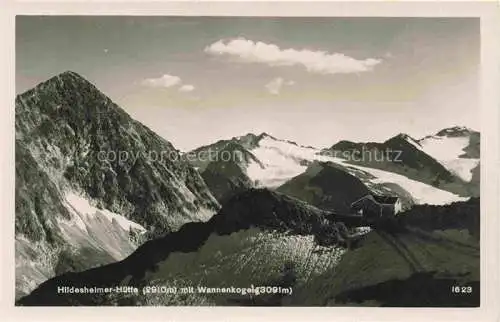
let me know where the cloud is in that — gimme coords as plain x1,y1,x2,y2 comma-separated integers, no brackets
265,77,294,95
141,74,182,88
205,38,382,75
265,77,284,95
179,84,195,92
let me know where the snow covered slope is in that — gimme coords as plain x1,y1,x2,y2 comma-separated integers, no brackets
247,135,319,187
16,191,146,299
330,160,468,205
419,127,480,182
242,134,466,205
65,192,146,233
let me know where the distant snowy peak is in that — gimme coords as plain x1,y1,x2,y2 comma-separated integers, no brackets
241,133,467,205
193,126,476,206
232,131,313,150
227,132,268,150
435,126,476,138
246,134,321,187
418,128,480,182
189,132,319,191
328,133,423,153
324,128,479,185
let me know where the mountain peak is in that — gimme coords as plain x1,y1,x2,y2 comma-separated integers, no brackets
232,132,277,149
47,70,90,86
436,126,474,137
394,133,410,140
387,133,421,147
18,70,100,103
59,70,84,79
257,132,274,139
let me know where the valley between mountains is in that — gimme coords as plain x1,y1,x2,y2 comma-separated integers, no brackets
15,72,480,306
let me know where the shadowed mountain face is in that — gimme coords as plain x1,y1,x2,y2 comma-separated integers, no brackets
15,71,219,298
322,130,479,197
460,131,480,159
200,161,252,204
18,193,479,307
15,138,143,299
190,141,262,203
16,141,71,244
325,134,455,184
276,161,419,215
277,161,371,213
16,71,219,234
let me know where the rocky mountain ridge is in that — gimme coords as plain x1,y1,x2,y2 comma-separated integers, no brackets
15,71,219,297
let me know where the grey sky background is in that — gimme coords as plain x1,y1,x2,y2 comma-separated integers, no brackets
16,16,479,151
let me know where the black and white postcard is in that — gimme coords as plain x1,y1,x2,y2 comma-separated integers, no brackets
2,1,500,321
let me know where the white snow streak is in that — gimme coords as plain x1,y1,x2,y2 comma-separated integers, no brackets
65,192,146,232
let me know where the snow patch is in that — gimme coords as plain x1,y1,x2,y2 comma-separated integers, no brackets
419,136,479,181
330,159,468,205
65,192,146,232
247,136,320,187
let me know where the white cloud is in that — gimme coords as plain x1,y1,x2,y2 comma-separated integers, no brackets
265,77,295,95
141,74,182,88
179,84,195,92
265,77,284,95
205,38,382,75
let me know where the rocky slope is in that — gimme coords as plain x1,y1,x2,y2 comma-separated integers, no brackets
296,198,480,306
18,193,479,307
17,188,350,305
15,71,219,297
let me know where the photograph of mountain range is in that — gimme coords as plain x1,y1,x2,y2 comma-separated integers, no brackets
15,16,480,306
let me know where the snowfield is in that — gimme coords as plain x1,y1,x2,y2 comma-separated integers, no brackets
55,192,147,260
419,136,479,182
65,192,146,233
16,192,147,298
330,159,469,205
247,136,323,187
245,135,467,205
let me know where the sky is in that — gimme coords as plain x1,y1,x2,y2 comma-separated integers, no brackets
16,16,480,151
